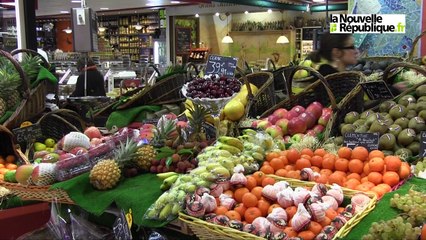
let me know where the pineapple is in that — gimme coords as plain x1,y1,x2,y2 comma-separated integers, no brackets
136,144,156,171
21,54,42,84
0,98,6,117
0,56,22,109
152,116,177,146
90,138,138,190
187,103,211,142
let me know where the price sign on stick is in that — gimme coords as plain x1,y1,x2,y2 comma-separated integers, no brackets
360,80,394,100
343,132,380,152
12,124,43,144
419,131,426,157
205,54,238,77
113,209,132,240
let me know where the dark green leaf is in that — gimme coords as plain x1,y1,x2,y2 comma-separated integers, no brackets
166,156,173,166
177,149,193,155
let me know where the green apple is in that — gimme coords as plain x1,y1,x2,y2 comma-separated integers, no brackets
34,158,42,164
34,142,47,151
301,60,312,67
46,147,54,153
44,138,56,148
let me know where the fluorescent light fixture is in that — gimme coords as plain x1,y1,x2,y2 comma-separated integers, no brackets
195,13,199,17
222,34,233,43
60,10,69,14
267,9,272,14
0,2,15,6
146,3,156,6
215,12,220,16
276,35,289,44
98,26,106,32
134,23,143,30
170,1,181,3
244,11,249,14
63,27,72,34
313,0,325,2
306,4,310,12
71,0,81,2
100,7,109,10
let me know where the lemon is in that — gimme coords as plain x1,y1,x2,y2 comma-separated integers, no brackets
241,83,259,95
223,99,245,121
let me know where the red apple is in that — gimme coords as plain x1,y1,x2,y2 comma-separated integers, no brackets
140,130,154,140
265,125,283,138
165,113,177,120
141,123,156,130
299,112,316,129
322,107,333,115
306,130,317,136
267,115,280,125
257,120,272,130
273,108,288,119
276,118,289,135
288,116,307,135
291,105,305,115
312,124,325,134
251,120,259,128
69,147,89,156
84,126,102,139
287,110,300,120
59,153,76,161
283,135,291,143
306,102,323,120
90,138,102,146
318,111,333,126
177,121,188,129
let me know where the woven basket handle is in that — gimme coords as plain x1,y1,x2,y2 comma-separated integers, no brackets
144,63,161,86
407,30,426,62
235,66,254,100
383,62,426,83
0,49,30,99
10,48,51,69
267,59,276,71
288,65,337,110
185,62,200,80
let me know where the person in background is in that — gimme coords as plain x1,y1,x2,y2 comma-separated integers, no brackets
70,56,106,97
308,31,359,76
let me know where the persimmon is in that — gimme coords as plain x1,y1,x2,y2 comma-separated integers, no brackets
337,146,352,159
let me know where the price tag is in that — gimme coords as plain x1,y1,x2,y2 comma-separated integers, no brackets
343,132,380,152
205,54,238,77
419,131,426,157
12,124,43,144
360,80,394,100
113,209,132,240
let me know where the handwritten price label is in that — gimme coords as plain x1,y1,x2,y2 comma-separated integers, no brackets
12,124,43,144
205,54,238,77
113,209,132,240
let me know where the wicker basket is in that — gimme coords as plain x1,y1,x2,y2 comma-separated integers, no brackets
36,109,86,141
10,48,51,70
0,181,74,205
271,65,295,94
179,177,377,240
0,124,28,165
0,50,47,130
407,30,426,64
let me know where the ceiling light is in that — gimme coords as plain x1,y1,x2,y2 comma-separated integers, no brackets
63,27,72,34
100,7,109,10
313,0,325,2
60,11,69,14
98,26,106,32
276,35,289,44
244,11,249,14
267,9,272,14
71,0,81,2
215,12,220,16
170,1,181,3
222,34,233,43
195,13,199,17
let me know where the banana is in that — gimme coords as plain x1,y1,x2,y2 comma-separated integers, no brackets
206,162,223,171
216,142,241,154
251,152,265,161
211,166,231,179
252,145,265,154
203,146,217,152
171,203,182,215
218,136,244,151
218,158,235,170
239,134,256,143
160,175,179,191
242,129,257,136
159,204,173,220
156,172,178,180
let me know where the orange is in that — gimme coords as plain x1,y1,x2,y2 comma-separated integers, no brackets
275,169,288,177
338,146,352,159
257,199,271,216
344,178,361,189
310,155,323,168
244,207,262,224
320,169,333,176
351,146,369,161
286,170,301,180
335,158,349,172
234,203,247,217
270,158,285,171
368,172,383,185
314,148,327,157
300,154,312,161
328,172,345,186
279,150,287,157
301,148,314,157
261,177,276,187
295,158,311,170
361,181,376,189
0,164,4,169
369,150,385,160
309,221,323,235
360,176,369,183
285,165,295,171
5,155,15,163
263,161,270,166
266,152,281,162
242,192,258,208
346,173,361,181
284,227,298,237
399,162,411,179
421,223,426,240
268,203,281,214
363,162,371,175
286,149,301,164
246,176,257,190
234,188,250,203
323,153,337,160
311,166,321,173
319,216,332,227
348,159,364,174
382,171,400,187
368,157,385,172
285,206,297,219
298,230,316,240
322,157,335,170
325,209,338,220
337,207,345,214
5,163,17,170
260,165,275,174
355,184,370,192
279,156,289,166
214,206,228,215
371,186,387,198
0,157,4,164
0,168,9,174
0,174,3,181
225,210,241,221
384,156,402,172
252,171,265,186
315,174,328,184
376,183,392,193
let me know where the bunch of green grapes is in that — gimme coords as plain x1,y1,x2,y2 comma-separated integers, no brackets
362,217,421,240
390,190,426,226
414,159,425,175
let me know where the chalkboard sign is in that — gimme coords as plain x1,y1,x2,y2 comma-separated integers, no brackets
360,80,394,100
113,210,132,240
3,35,17,52
419,131,426,157
175,27,191,55
12,124,43,143
205,54,238,77
343,132,380,152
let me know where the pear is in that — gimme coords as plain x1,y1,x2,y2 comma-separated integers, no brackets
416,102,426,112
341,124,356,136
369,120,389,135
344,111,360,124
408,117,426,133
415,84,426,97
389,104,408,120
353,119,367,128
360,110,375,119
394,117,410,129
379,133,396,150
398,95,416,106
406,110,418,119
379,100,397,113
397,128,416,146
407,141,420,156
388,124,403,137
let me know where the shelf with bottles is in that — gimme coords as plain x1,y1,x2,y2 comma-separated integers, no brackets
188,48,209,62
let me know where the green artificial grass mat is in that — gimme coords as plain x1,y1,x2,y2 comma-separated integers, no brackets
0,195,38,210
106,105,161,130
342,177,426,239
51,173,172,227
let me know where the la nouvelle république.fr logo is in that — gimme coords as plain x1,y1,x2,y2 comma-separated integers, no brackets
329,14,405,34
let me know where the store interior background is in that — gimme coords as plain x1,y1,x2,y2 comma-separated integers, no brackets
0,0,425,70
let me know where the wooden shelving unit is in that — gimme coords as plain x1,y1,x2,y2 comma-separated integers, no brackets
188,48,209,63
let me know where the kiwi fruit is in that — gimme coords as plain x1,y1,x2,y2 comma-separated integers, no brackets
397,128,417,146
415,84,426,97
394,117,410,129
408,117,426,133
389,104,408,120
379,100,397,113
398,95,416,106
379,133,396,150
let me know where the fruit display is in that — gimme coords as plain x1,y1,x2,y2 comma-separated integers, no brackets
0,155,18,182
293,60,315,79
183,75,241,99
414,158,426,178
390,189,426,226
349,58,400,76
252,102,332,142
337,83,426,158
183,175,373,239
0,56,23,117
259,146,410,198
362,217,421,240
144,131,277,221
